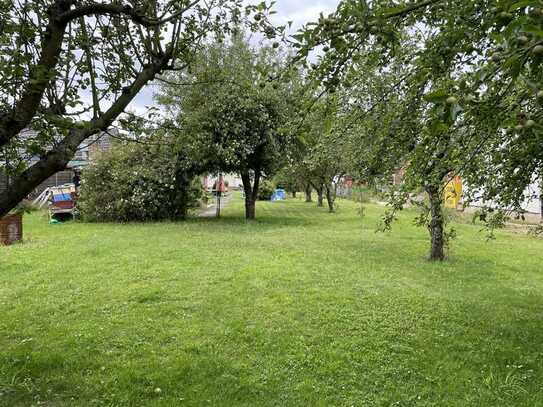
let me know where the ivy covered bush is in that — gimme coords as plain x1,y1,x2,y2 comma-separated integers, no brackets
257,179,275,201
79,143,202,222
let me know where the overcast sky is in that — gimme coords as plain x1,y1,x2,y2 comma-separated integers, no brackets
268,0,339,30
128,0,340,116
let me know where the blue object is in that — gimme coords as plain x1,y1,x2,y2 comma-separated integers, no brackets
52,193,72,202
271,188,286,201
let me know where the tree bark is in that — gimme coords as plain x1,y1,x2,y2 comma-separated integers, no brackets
292,191,296,199
325,183,335,213
241,169,260,220
304,185,312,202
426,186,445,261
316,186,324,207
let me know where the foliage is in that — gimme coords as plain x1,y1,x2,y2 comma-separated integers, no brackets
458,1,543,213
273,167,301,194
257,179,275,200
294,0,543,241
78,142,201,222
157,35,293,173
292,0,542,258
286,92,354,212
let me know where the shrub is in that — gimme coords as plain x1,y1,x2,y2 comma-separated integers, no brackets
257,179,275,201
79,143,202,222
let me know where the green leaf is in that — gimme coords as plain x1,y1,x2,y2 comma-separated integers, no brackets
522,24,543,38
424,90,449,103
508,0,538,12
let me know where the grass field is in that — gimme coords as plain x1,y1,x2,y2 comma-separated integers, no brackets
1,194,543,406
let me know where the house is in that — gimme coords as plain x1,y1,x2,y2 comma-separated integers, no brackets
467,180,543,217
31,130,115,196
0,129,115,198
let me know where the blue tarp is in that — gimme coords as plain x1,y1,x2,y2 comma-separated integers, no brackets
52,193,72,202
271,188,286,201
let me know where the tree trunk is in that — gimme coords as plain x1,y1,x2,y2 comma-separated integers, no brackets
292,191,296,198
174,169,192,221
325,183,335,213
316,187,324,207
241,169,260,220
0,127,91,218
305,185,312,202
426,186,445,261
245,198,256,219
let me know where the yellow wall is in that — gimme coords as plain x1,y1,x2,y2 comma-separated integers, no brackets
444,176,463,209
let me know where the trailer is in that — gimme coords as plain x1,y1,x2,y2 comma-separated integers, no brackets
32,184,78,221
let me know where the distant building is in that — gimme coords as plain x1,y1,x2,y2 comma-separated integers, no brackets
467,180,543,216
0,129,115,197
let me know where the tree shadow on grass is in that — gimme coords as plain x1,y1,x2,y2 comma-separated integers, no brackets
189,203,368,231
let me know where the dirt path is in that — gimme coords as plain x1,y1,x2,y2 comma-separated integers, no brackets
199,193,233,218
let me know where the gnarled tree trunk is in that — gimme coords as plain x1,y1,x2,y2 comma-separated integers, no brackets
316,186,324,207
304,185,312,202
241,169,260,220
325,183,335,213
426,185,445,261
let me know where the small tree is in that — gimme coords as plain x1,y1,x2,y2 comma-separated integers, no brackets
294,0,494,260
300,95,352,213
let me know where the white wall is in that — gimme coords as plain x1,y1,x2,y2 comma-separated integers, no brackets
467,181,542,215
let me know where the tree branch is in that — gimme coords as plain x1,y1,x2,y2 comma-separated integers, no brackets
57,0,199,26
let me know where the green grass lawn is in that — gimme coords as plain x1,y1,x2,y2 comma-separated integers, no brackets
1,194,543,406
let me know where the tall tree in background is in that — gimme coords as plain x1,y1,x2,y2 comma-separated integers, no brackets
302,96,352,213
156,36,295,219
0,0,280,217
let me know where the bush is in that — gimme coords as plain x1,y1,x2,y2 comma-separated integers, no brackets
257,179,275,201
79,143,202,222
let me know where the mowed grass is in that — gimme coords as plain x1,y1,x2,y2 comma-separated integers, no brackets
1,194,543,406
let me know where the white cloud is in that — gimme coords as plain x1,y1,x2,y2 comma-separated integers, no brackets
270,0,339,32
128,1,340,117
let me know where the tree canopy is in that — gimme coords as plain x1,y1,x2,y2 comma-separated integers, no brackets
156,35,296,219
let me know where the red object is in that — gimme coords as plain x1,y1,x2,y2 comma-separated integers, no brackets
217,175,226,193
52,201,75,210
0,213,23,246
